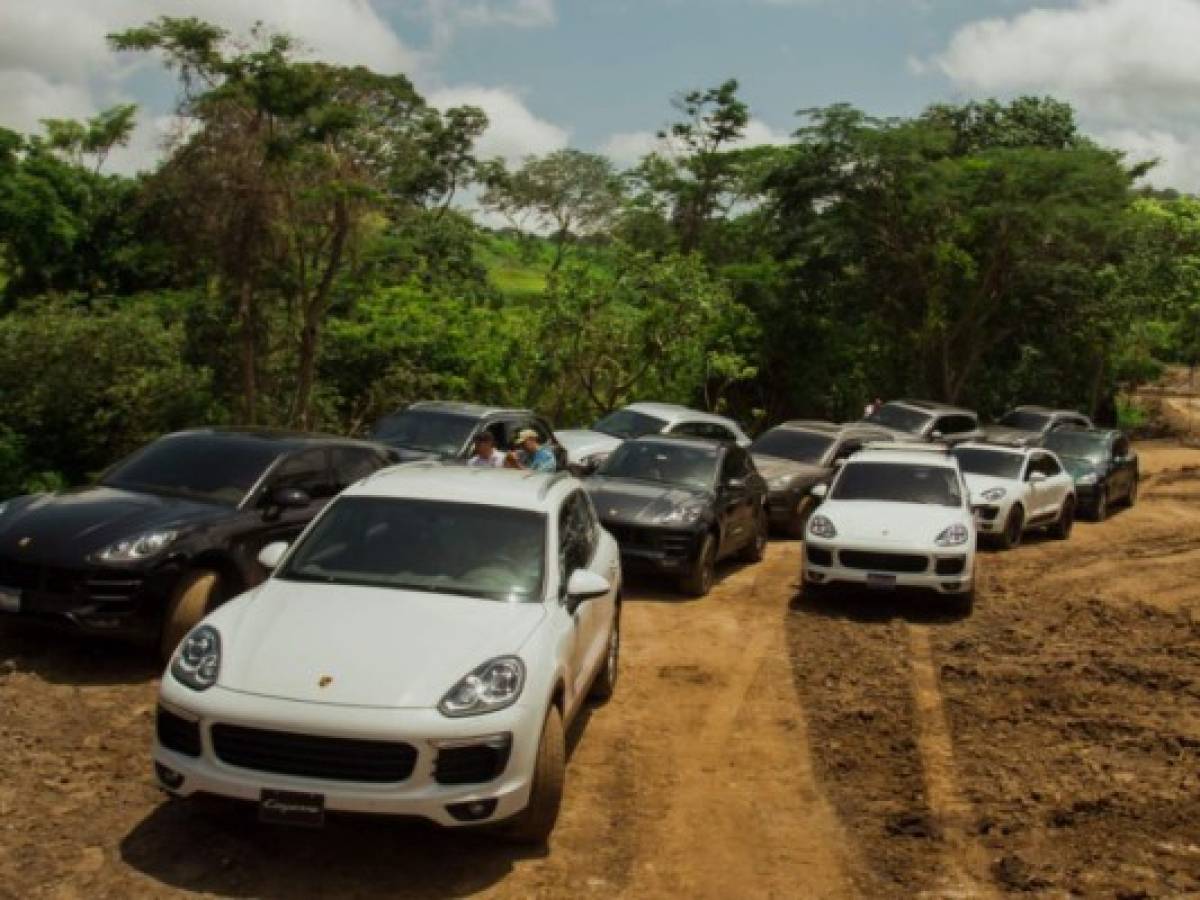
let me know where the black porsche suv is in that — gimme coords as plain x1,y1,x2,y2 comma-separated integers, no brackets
584,435,767,597
0,429,393,657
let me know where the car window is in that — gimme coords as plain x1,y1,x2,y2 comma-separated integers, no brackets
271,449,337,499
481,420,509,449
592,409,668,439
1000,410,1051,431
865,404,933,435
721,447,750,481
371,411,476,455
937,415,977,436
674,421,735,442
559,492,593,575
330,447,384,491
1042,455,1062,477
1024,454,1047,480
1113,437,1131,459
834,439,863,462
505,418,551,446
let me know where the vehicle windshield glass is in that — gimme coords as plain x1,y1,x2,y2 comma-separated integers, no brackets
1042,431,1108,464
865,404,932,435
101,434,281,506
592,409,668,439
952,447,1025,480
280,497,545,602
598,441,718,490
832,462,963,507
751,429,834,465
371,411,475,455
998,410,1050,432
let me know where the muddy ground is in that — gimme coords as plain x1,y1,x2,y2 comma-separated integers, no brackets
1,441,1198,899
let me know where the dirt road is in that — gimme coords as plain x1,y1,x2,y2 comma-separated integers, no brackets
2,441,1198,898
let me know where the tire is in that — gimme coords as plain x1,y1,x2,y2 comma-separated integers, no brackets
501,705,565,845
587,608,619,703
1125,476,1139,507
1092,487,1108,522
997,506,1025,551
788,496,815,540
160,569,223,662
739,506,768,563
1050,498,1075,540
679,532,717,597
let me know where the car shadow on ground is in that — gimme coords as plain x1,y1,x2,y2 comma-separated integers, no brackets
621,555,764,604
0,620,158,686
788,585,971,626
120,702,598,898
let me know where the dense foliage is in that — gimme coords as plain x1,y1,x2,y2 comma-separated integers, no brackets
0,19,1195,490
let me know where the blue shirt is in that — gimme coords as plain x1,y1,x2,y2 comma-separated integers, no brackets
519,446,557,473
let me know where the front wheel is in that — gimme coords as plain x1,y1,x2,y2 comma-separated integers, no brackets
739,507,768,563
1092,487,1108,522
679,533,717,597
1050,498,1075,540
997,506,1024,551
501,705,565,845
1125,476,1139,507
160,569,224,662
587,608,619,703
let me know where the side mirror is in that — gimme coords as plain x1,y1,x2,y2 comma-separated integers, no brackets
272,487,312,510
1029,471,1047,483
565,569,611,612
811,483,829,500
257,541,290,570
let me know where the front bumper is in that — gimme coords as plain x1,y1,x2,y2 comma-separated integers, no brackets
802,539,973,595
153,678,542,828
0,555,180,642
600,520,704,574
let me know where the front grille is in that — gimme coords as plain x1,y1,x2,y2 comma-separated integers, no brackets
0,557,141,609
157,706,202,758
435,737,512,786
838,551,928,574
806,547,833,567
211,723,417,783
604,523,693,556
935,556,967,576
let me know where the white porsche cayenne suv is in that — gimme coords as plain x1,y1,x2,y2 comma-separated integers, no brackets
802,445,976,612
153,464,621,844
951,443,1076,549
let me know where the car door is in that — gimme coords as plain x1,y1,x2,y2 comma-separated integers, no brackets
1111,435,1135,499
1040,452,1072,511
716,447,754,555
559,491,613,701
1024,452,1055,519
234,448,338,578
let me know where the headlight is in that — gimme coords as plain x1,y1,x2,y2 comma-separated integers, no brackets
809,515,837,539
935,524,970,547
439,656,526,718
1077,473,1098,486
97,529,178,562
651,504,706,525
170,625,221,691
0,502,8,519
981,487,1006,502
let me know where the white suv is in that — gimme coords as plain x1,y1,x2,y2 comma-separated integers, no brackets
152,465,621,844
952,443,1076,549
802,445,976,611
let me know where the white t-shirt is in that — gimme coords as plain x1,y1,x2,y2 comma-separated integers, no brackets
468,452,505,468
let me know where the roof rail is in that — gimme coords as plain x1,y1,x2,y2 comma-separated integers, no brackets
860,441,952,454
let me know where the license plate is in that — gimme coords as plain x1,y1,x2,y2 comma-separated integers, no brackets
259,789,325,828
0,587,20,613
866,574,897,590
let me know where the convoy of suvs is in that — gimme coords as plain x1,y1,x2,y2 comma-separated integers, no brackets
0,395,1138,844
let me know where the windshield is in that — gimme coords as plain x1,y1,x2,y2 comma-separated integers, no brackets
371,411,476,455
865,404,932,435
1042,431,1108,464
998,410,1050,432
952,447,1025,480
751,429,834,465
598,441,718,490
280,497,545,602
592,409,668,440
832,462,963,508
102,434,281,506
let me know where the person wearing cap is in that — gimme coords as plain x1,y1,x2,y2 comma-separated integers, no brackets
509,428,557,472
467,431,506,468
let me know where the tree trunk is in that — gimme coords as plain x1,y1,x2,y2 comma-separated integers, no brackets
237,277,258,425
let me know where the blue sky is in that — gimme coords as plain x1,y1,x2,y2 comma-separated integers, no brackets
2,1,1199,188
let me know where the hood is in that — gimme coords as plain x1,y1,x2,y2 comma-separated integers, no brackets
962,473,1015,501
0,487,227,564
752,455,827,486
586,477,710,526
982,426,1037,446
818,501,970,546
211,579,547,709
556,430,622,464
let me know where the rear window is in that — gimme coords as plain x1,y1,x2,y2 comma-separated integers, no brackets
832,462,963,508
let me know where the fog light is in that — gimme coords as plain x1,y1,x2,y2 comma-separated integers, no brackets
446,799,498,822
155,762,184,790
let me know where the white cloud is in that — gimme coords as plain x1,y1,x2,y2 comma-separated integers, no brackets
928,0,1200,190
428,85,568,163
420,0,555,51
600,118,790,166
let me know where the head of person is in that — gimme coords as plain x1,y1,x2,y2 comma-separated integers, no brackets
473,431,496,456
517,428,541,453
